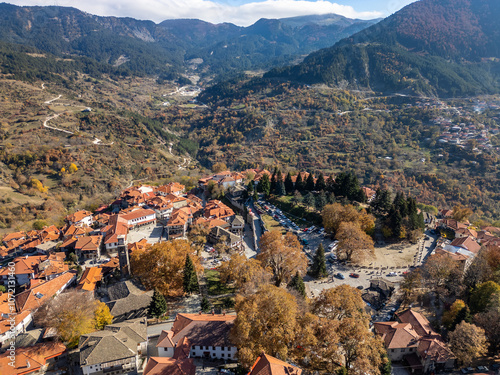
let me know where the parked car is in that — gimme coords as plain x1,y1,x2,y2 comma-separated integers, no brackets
349,273,360,278
335,273,345,279
357,285,364,290
388,272,398,277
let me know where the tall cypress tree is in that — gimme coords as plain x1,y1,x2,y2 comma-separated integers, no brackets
315,173,326,191
276,180,286,196
275,170,283,194
312,243,328,278
288,271,306,298
295,172,305,192
148,288,167,318
284,172,294,195
183,255,199,294
305,173,316,191
259,173,271,196
270,172,277,195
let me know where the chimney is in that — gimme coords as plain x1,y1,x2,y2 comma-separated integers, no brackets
199,311,202,315
26,360,31,369
222,310,226,316
211,309,215,315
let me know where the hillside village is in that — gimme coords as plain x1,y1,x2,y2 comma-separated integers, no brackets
0,169,499,375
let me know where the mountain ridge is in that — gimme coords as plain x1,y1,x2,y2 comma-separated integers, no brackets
0,3,379,81
265,0,500,97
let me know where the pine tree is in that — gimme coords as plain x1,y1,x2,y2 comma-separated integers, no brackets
288,271,306,298
148,288,167,318
315,173,326,191
303,192,315,208
305,173,315,191
276,180,286,196
270,172,277,195
315,191,327,212
275,170,283,194
253,189,258,201
295,172,305,192
247,181,254,194
201,296,211,312
183,255,199,294
312,243,328,278
284,172,294,194
259,173,271,196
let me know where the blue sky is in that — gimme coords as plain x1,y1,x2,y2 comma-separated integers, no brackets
7,0,419,26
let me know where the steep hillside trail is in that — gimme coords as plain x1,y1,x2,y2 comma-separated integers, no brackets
41,91,114,145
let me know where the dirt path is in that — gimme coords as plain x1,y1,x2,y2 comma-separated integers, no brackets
42,92,113,145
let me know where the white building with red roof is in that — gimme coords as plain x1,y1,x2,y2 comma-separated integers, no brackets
156,313,237,360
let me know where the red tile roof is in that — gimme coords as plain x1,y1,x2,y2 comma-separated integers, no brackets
2,231,26,243
75,235,103,251
66,210,93,223
450,236,481,254
77,267,103,291
248,353,302,375
0,342,66,375
143,357,195,375
15,271,76,312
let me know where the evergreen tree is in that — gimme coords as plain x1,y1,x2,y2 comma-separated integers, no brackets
288,271,306,298
333,170,363,201
284,172,294,194
372,189,392,214
148,288,167,318
312,243,328,278
201,296,211,312
326,175,335,193
276,170,283,184
183,255,199,294
253,189,259,201
295,172,305,192
394,192,409,217
391,210,404,239
276,180,286,196
247,180,254,194
270,172,277,195
303,192,315,208
305,173,316,191
315,191,327,212
315,173,326,191
292,190,302,206
259,173,271,196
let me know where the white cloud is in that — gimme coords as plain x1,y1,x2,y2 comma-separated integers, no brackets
6,0,383,26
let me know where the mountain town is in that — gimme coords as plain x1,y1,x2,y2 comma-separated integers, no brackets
1,0,500,375
0,167,499,375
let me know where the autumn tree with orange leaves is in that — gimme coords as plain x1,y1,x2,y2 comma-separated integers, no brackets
218,253,272,293
130,239,201,297
257,230,307,287
312,285,384,375
335,222,375,263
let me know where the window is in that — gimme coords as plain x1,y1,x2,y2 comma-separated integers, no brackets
401,349,405,353
222,354,225,358
391,349,395,352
